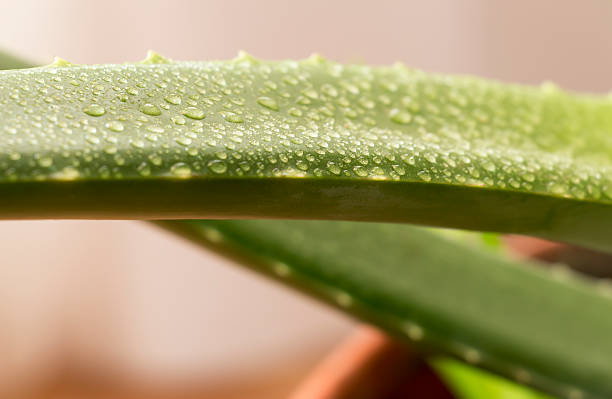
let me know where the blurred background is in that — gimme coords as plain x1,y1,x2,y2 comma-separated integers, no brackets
0,0,611,397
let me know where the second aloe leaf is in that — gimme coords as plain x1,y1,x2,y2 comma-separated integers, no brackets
158,219,612,399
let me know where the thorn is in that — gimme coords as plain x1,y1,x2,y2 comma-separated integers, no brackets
462,347,482,364
306,53,327,64
272,262,291,277
540,80,560,94
514,369,531,384
46,57,75,68
401,322,424,341
141,50,172,64
234,51,258,64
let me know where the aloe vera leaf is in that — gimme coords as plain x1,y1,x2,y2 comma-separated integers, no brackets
0,54,610,250
156,219,612,399
433,357,554,399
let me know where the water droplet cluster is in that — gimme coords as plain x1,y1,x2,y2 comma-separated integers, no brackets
0,53,611,202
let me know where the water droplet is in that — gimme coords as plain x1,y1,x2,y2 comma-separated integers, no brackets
170,162,191,177
353,165,368,177
570,187,586,200
137,162,151,176
114,155,126,166
370,166,385,177
103,145,117,155
171,116,186,125
140,103,161,116
147,125,164,134
106,121,124,132
182,107,205,120
38,157,53,167
483,161,496,172
83,104,105,117
257,96,279,111
264,81,278,90
296,160,309,171
392,165,406,176
86,135,100,145
417,170,432,182
327,162,342,175
283,75,298,85
390,108,412,124
359,99,375,109
53,167,79,180
344,108,358,119
131,139,145,149
424,154,437,163
208,160,228,174
302,88,319,99
548,182,568,196
521,172,535,182
222,111,244,123
149,154,163,166
175,136,192,146
321,83,338,97
164,95,182,105
288,107,302,117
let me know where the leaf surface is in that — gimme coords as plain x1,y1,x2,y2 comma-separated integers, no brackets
0,54,611,249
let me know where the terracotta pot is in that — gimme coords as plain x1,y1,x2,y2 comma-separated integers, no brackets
289,326,454,399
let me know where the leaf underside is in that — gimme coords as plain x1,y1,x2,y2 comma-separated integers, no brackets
0,53,610,250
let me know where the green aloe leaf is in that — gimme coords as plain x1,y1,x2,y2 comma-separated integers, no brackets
0,53,611,250
157,219,612,399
